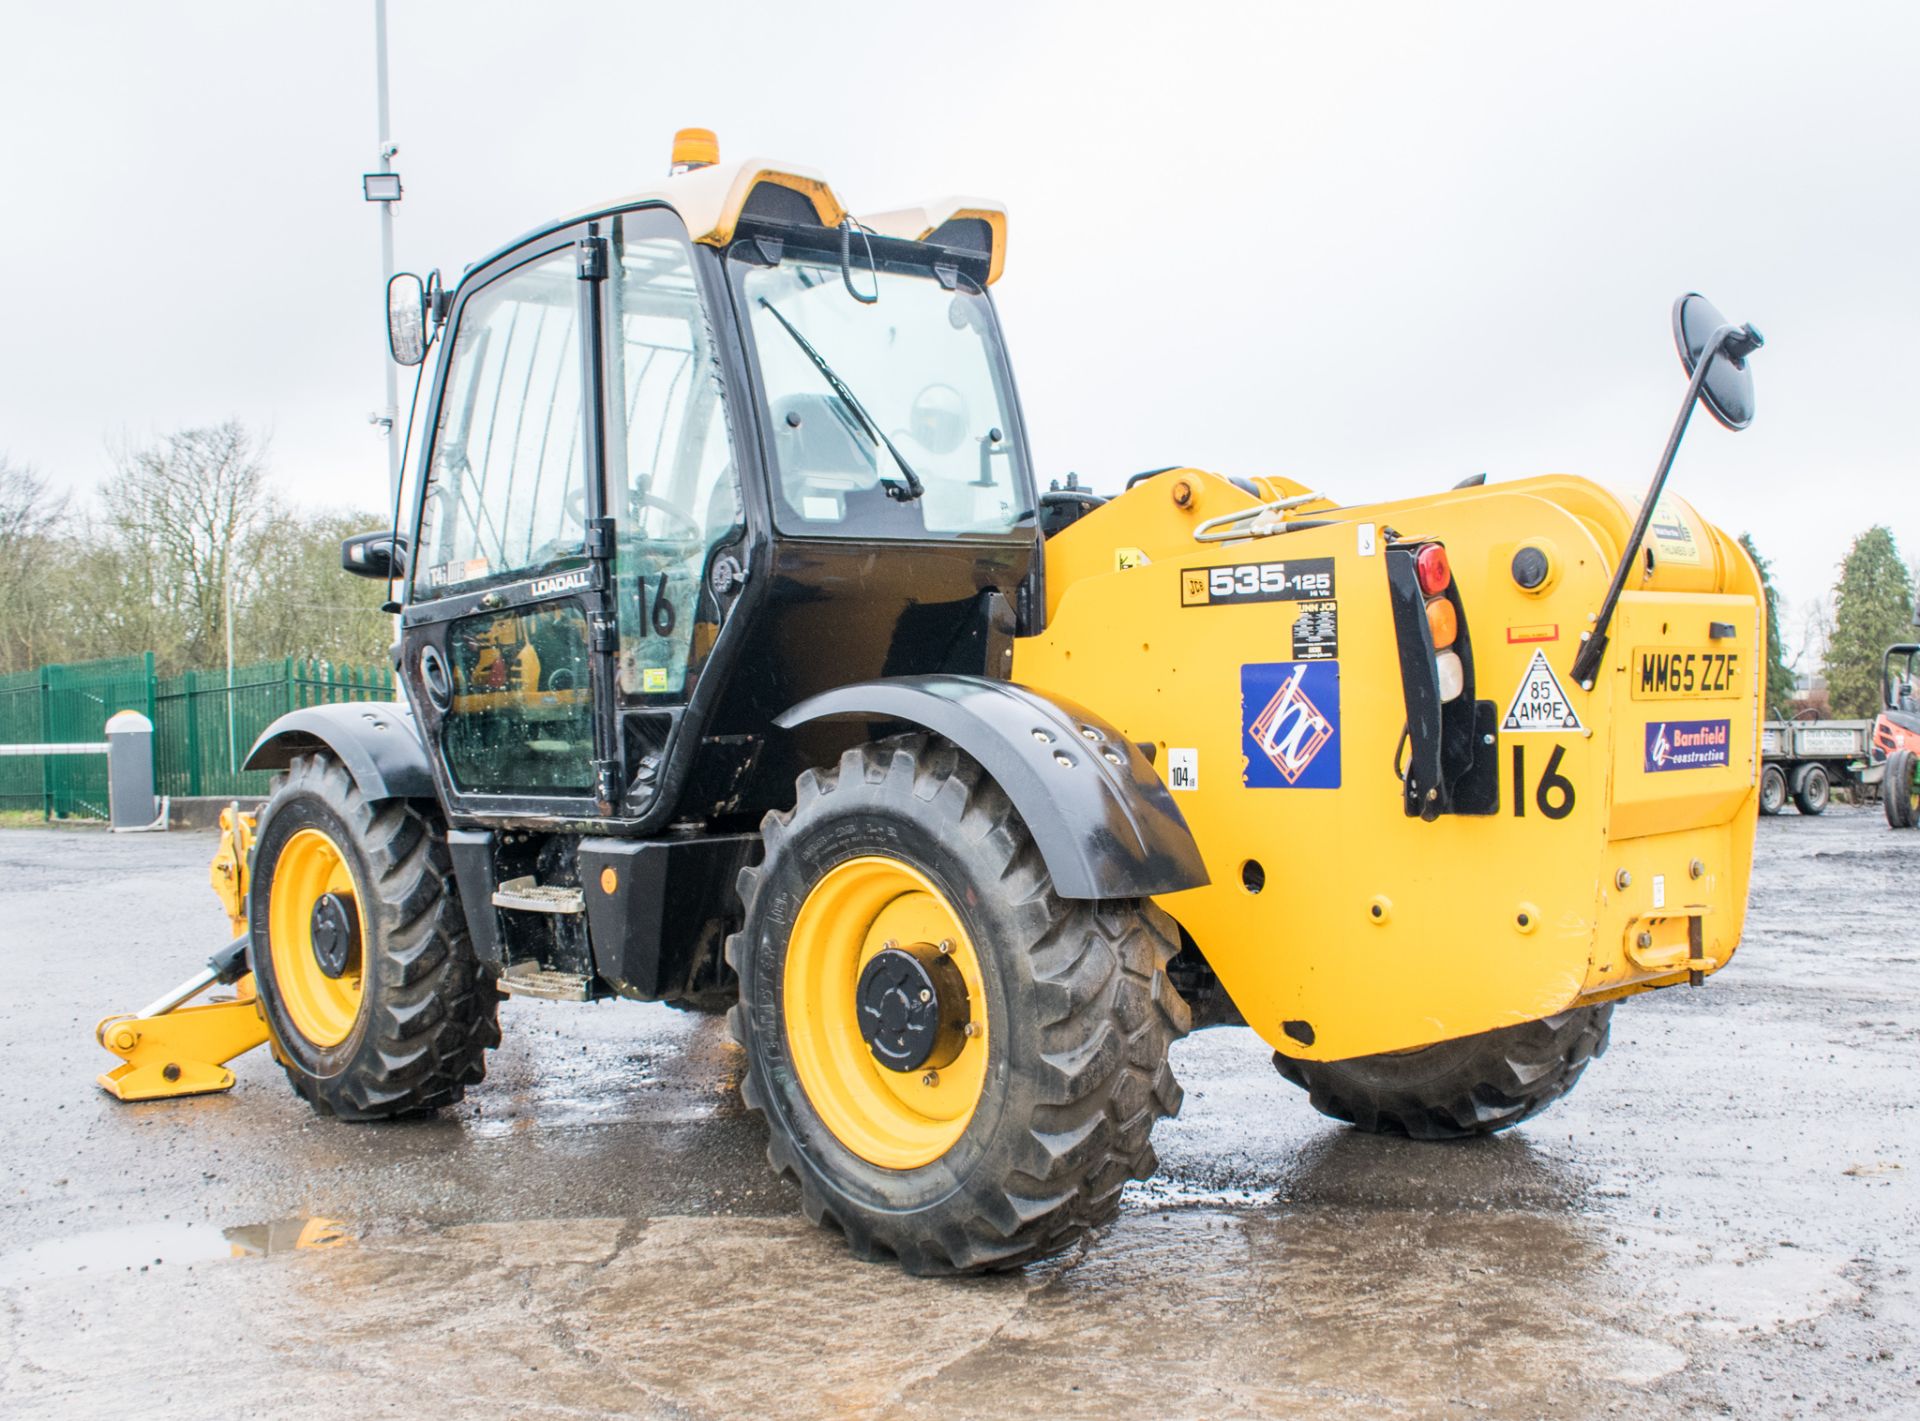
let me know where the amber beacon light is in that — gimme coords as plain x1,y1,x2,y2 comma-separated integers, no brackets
670,127,719,174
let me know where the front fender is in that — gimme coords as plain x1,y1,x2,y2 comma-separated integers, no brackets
775,675,1208,900
241,701,435,803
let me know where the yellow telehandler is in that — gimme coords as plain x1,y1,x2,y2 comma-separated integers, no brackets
96,130,1768,1273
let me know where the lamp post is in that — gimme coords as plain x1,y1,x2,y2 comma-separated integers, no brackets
363,0,403,508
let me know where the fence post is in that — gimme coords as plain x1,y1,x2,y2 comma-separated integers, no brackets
36,664,52,819
183,670,202,797
286,657,297,716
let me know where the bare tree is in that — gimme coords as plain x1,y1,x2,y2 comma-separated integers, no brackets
0,457,70,672
102,423,276,674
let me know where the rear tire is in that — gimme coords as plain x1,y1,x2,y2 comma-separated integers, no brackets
1759,763,1787,816
248,751,500,1120
1792,762,1830,816
727,734,1189,1275
1886,749,1918,829
1273,1005,1612,1140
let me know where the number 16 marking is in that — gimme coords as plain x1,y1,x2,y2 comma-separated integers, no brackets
1512,744,1576,820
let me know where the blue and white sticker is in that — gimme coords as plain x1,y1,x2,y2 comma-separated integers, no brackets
1242,661,1341,789
1644,718,1731,773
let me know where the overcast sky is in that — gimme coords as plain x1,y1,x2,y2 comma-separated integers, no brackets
2,1,1914,651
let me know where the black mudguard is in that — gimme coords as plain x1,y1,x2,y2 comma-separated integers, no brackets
242,701,436,802
775,674,1208,900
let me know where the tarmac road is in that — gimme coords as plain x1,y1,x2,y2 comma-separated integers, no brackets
1,807,1915,1419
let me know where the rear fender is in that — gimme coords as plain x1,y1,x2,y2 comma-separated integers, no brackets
241,702,435,803
775,675,1208,900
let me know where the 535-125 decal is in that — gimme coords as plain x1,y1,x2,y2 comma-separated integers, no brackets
1182,557,1336,607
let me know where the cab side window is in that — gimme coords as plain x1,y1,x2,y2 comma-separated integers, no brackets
607,216,740,698
414,249,586,596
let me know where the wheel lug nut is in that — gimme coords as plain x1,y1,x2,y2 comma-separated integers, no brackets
918,988,931,1003
937,939,953,955
962,1022,979,1038
920,1070,939,1087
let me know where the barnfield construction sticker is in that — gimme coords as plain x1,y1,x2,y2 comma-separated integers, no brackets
1503,648,1585,733
1644,719,1731,772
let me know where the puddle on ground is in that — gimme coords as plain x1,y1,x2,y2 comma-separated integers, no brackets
0,1215,349,1286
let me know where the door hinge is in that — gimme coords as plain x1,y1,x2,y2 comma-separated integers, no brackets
594,758,621,809
585,516,615,561
589,612,618,653
576,235,608,282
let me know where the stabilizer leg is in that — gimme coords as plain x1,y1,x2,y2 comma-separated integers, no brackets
95,941,270,1101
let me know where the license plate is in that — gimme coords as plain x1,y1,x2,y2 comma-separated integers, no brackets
1631,647,1743,700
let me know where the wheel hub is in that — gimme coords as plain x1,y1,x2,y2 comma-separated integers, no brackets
309,891,360,979
856,945,969,1073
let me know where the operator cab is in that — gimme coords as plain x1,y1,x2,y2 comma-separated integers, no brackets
365,135,1038,833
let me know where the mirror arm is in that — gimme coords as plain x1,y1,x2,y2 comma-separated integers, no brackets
1568,323,1736,690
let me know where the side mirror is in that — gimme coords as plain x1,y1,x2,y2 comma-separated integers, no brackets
387,272,428,367
1673,292,1763,431
341,530,408,580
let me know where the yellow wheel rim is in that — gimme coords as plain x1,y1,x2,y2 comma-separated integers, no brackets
267,827,367,1048
783,856,989,1170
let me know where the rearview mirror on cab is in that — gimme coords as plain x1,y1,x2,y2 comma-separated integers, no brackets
341,530,407,579
387,272,427,366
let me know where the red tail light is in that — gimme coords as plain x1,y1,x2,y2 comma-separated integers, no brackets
1415,544,1451,596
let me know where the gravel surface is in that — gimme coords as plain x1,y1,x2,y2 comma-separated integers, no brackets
0,807,1914,1418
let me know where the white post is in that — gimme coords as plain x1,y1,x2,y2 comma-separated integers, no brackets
374,0,401,507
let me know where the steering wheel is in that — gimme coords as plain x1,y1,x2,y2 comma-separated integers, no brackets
630,492,705,544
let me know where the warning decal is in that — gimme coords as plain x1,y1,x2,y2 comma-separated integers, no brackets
1291,600,1339,660
1503,648,1585,733
1648,497,1704,567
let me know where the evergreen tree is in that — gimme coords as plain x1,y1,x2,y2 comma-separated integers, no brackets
1823,526,1917,718
1738,532,1796,714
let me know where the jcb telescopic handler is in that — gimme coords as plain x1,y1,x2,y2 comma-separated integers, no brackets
98,130,1770,1274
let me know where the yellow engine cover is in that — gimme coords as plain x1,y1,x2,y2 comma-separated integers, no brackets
1014,470,1762,1062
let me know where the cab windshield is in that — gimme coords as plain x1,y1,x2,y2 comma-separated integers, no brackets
732,246,1031,539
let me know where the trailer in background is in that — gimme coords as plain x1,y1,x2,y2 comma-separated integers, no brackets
1759,719,1874,815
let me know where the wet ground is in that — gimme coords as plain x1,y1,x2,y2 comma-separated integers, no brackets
1,808,1915,1419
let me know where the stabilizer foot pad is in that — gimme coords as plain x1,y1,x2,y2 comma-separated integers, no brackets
95,988,271,1102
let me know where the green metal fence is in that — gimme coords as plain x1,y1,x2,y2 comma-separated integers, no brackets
0,654,155,819
1,654,393,819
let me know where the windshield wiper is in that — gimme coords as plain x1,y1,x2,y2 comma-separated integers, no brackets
755,297,925,501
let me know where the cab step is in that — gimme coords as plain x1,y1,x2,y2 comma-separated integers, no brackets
492,876,585,914
498,961,593,1002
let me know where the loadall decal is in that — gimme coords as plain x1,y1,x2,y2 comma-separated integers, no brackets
1644,719,1731,772
1182,557,1336,607
1503,648,1585,733
1242,661,1341,788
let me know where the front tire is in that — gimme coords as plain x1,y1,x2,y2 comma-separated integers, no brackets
248,751,500,1120
727,735,1189,1275
1792,761,1830,815
1273,1005,1612,1140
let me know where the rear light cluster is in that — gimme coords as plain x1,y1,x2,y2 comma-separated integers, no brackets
1416,544,1464,702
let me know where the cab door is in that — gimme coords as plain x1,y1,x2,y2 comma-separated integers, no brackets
402,226,616,817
